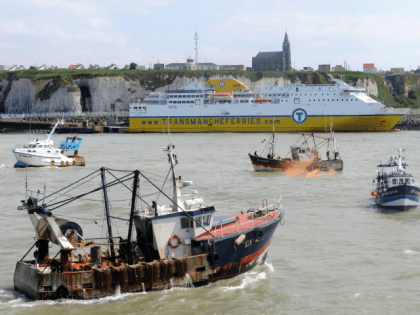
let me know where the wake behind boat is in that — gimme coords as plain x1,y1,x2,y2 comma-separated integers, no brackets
249,125,343,172
13,143,284,300
12,120,85,168
372,148,419,210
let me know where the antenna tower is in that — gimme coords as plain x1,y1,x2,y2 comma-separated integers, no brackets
194,32,199,65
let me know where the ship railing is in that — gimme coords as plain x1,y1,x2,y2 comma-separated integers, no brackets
212,196,282,239
15,144,30,149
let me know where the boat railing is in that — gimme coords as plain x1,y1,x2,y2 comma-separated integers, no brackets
15,144,29,149
212,197,282,239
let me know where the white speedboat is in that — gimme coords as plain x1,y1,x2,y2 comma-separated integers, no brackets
12,121,85,168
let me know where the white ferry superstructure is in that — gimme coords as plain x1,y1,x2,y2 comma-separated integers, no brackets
127,76,408,132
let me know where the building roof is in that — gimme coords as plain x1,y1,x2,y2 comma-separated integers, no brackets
254,51,283,58
166,62,217,66
363,63,374,68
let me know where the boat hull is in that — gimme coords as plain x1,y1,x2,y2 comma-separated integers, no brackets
13,151,85,168
13,214,280,300
375,184,420,210
249,153,343,172
127,113,406,133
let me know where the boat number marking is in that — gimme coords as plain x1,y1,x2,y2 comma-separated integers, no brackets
219,81,225,87
292,108,307,124
380,190,397,197
244,239,253,248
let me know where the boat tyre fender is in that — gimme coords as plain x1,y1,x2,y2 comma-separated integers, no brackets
254,228,264,239
169,235,181,248
208,251,220,263
56,285,69,299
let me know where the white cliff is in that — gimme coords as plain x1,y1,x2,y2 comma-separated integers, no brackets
0,73,380,114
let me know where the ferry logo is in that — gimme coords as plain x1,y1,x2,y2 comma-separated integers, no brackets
292,108,307,124
219,81,225,87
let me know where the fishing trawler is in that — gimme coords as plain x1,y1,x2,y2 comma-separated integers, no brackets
13,143,284,300
11,120,85,168
127,75,408,133
249,125,343,172
372,148,419,210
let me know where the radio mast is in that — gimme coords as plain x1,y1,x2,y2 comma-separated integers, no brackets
194,32,199,66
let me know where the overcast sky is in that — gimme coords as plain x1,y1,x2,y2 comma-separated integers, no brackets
1,0,419,71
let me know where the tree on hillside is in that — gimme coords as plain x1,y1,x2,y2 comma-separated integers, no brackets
129,63,137,70
29,66,37,70
256,71,263,80
408,90,417,100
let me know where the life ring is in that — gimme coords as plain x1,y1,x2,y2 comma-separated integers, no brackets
48,144,52,148
169,235,181,248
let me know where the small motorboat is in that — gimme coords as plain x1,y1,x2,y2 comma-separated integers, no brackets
13,143,284,300
249,125,343,172
372,148,419,210
12,120,85,168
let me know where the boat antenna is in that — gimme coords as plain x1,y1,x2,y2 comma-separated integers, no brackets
167,115,171,143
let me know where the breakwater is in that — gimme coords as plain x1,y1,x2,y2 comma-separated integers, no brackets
393,109,420,130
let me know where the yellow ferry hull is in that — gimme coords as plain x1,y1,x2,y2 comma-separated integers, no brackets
126,115,405,133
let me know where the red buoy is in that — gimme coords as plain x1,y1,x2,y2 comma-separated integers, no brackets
371,191,375,196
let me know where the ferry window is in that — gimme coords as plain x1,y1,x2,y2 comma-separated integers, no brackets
351,99,353,101
327,99,329,101
405,178,410,184
296,88,299,92
183,95,186,98
182,101,186,104
346,99,348,101
391,178,396,185
195,216,202,228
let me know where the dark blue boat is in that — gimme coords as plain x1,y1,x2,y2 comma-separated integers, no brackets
373,148,419,210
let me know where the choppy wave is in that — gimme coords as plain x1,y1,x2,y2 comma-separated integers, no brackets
220,271,267,291
403,250,419,255
0,165,9,169
0,285,145,310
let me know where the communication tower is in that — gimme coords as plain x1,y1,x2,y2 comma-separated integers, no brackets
194,32,199,65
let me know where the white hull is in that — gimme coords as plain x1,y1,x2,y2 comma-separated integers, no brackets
376,198,419,208
13,151,73,167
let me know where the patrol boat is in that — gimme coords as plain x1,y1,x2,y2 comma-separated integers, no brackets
249,125,343,172
12,120,85,168
13,143,284,300
372,148,419,210
127,75,408,133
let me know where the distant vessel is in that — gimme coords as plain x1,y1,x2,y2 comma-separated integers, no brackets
372,149,419,210
249,125,343,172
13,143,284,300
12,121,85,168
127,75,408,133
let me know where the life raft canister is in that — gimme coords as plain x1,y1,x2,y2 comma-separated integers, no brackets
169,235,181,248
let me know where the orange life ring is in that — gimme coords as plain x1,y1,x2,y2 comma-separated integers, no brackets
49,144,52,148
168,235,181,248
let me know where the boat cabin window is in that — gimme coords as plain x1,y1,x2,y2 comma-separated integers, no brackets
203,215,211,226
392,179,397,185
181,217,194,229
195,216,202,228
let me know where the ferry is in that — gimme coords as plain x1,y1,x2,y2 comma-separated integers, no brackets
126,76,408,133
